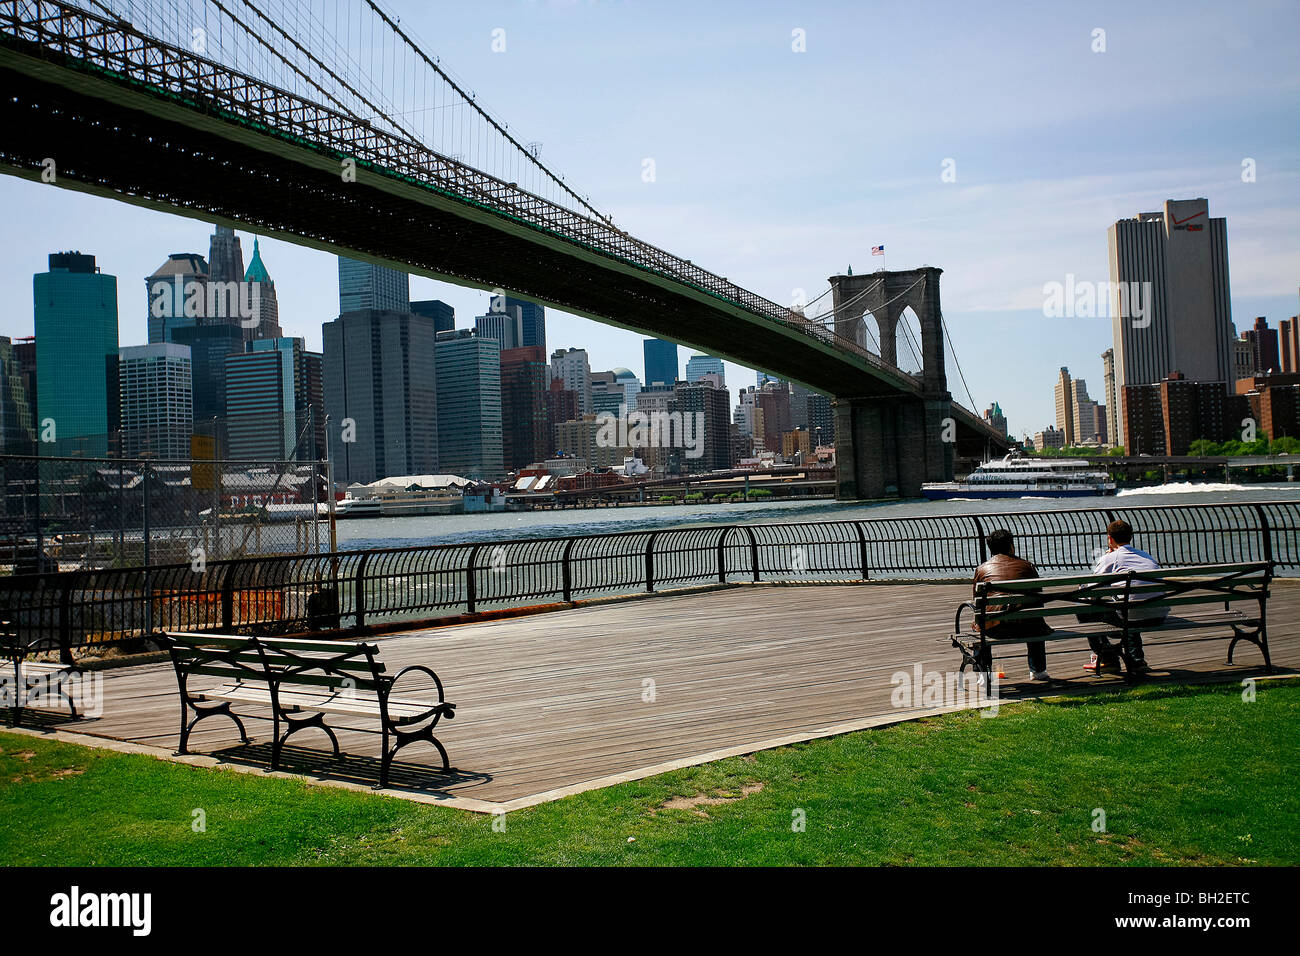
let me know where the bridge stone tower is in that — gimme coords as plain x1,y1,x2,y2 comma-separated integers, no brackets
829,266,954,499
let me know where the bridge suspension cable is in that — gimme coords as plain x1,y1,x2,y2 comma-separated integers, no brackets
898,312,924,373
803,276,883,326
941,313,979,414
84,0,610,220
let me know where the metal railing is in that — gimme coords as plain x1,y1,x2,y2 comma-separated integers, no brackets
2,500,1296,659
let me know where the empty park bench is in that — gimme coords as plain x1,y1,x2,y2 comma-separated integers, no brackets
162,631,456,788
2,618,81,725
950,562,1273,684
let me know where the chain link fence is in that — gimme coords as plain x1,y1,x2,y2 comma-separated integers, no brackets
0,454,329,572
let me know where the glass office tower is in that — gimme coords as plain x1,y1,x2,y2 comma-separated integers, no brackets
33,251,118,452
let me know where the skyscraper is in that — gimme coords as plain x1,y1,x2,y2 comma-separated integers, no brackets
643,338,678,387
337,256,409,313
226,338,299,460
1280,316,1299,374
589,370,625,416
241,238,283,341
170,323,246,427
13,336,36,438
807,391,835,447
435,330,502,479
1233,336,1255,385
505,296,546,355
734,386,757,439
151,228,277,348
1102,348,1118,448
634,384,677,471
1053,367,1076,447
34,252,118,451
1243,317,1280,376
673,378,732,473
474,305,523,351
146,252,207,344
296,346,326,461
615,368,641,409
788,382,811,431
983,401,1007,437
323,310,437,484
1107,198,1233,440
1071,379,1099,445
755,382,791,456
500,346,548,471
207,225,245,285
550,347,592,417
118,343,193,458
410,299,456,334
0,336,36,453
545,379,578,454
685,353,725,385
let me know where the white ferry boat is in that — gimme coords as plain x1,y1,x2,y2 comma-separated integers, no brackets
922,456,1116,500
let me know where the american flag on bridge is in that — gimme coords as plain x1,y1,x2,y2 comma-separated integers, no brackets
871,245,885,256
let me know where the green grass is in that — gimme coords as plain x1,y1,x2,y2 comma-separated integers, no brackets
2,680,1297,866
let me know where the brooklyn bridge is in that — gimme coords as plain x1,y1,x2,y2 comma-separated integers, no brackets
0,0,1010,497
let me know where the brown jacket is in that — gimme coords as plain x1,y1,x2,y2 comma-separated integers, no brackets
972,553,1051,637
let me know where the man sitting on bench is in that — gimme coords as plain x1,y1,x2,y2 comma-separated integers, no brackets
1080,519,1166,675
973,529,1054,682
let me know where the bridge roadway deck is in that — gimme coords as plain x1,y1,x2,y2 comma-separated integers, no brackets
24,581,1299,810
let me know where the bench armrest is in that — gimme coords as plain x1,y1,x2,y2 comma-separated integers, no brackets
390,663,446,702
954,601,978,634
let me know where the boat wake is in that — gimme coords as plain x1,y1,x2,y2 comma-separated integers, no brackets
1117,481,1265,496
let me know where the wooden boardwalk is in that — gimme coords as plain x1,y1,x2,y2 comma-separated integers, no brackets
20,580,1300,810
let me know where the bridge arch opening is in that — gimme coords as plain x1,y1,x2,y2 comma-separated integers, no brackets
858,311,883,357
895,306,925,377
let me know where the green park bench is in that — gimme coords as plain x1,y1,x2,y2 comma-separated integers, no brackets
2,618,81,725
162,631,456,788
950,562,1273,684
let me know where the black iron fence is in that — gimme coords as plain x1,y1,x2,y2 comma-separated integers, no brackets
3,500,1297,659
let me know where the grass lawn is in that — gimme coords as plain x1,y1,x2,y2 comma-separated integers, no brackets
1,679,1296,866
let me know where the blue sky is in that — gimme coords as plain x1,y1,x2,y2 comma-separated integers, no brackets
1,0,1297,438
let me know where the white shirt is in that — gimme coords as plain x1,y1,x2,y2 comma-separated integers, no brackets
1092,545,1167,619
1092,545,1160,575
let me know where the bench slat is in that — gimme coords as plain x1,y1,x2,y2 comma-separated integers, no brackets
957,610,1258,646
172,650,382,675
982,563,1268,593
256,636,379,653
982,579,1266,604
199,683,446,720
11,661,73,675
164,633,382,658
992,590,1263,623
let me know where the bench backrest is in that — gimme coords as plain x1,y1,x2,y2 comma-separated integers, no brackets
255,636,387,693
163,632,387,692
974,562,1271,626
164,632,265,684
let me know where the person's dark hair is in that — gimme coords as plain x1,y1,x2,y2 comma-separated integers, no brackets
986,528,1014,556
1107,519,1133,544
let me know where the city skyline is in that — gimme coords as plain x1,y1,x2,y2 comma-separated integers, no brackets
0,1,1296,439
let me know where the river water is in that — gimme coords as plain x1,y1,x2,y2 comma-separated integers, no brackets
336,482,1300,551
